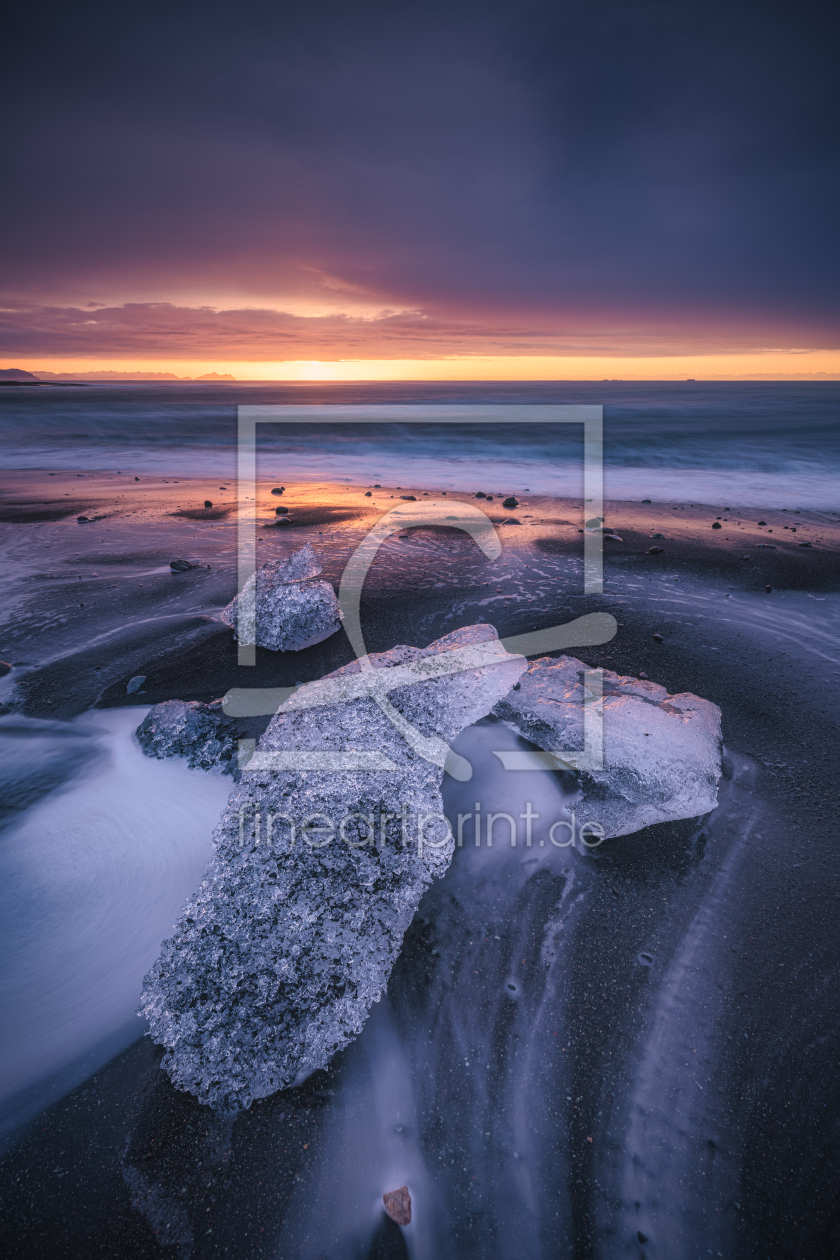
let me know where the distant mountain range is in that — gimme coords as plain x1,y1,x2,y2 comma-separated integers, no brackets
0,368,237,381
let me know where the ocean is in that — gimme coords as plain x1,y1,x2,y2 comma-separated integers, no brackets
1,379,838,508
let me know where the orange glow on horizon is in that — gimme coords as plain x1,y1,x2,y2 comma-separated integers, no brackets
4,350,840,381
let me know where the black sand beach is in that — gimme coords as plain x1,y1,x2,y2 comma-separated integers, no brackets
1,470,839,1259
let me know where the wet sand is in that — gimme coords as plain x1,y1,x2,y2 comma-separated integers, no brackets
1,470,839,1259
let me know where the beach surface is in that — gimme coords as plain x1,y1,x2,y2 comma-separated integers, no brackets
1,469,839,1260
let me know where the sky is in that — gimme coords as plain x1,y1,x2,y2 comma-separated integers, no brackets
2,0,839,379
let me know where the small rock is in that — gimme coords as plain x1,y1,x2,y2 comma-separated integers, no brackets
790,527,796,532
585,517,602,528
135,476,140,481
650,532,665,538
711,522,722,529
647,546,664,555
741,555,751,560
126,675,147,694
77,516,90,523
502,518,521,525
0,661,12,677
364,491,372,497
400,495,417,501
204,500,213,509
474,491,486,498
274,516,291,525
641,498,652,504
503,496,519,508
798,541,812,547
275,506,289,515
271,487,284,495
638,671,648,679
757,520,767,526
637,1230,648,1243
170,559,192,572
373,483,381,488
383,1186,412,1226
652,633,663,642
765,585,773,593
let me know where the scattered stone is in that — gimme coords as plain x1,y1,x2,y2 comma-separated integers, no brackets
364,491,372,496
400,495,417,501
604,533,623,541
647,546,664,554
77,516,90,523
126,675,147,694
502,518,521,525
0,661,12,677
275,506,289,515
798,541,812,547
383,1186,411,1226
757,543,777,548
585,517,602,528
637,1230,648,1243
373,484,381,488
641,498,652,504
791,527,796,532
650,532,665,538
136,699,236,774
503,496,519,508
712,522,722,529
220,542,342,652
170,559,192,572
139,624,526,1108
741,555,751,560
652,633,663,642
274,517,291,526
765,585,773,593
495,655,722,839
135,476,140,480
757,520,767,526
474,492,486,498
204,500,213,509
271,487,284,495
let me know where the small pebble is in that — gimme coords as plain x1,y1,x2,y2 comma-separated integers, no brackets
170,559,192,572
647,546,664,554
271,487,284,495
204,500,213,509
400,495,417,501
765,585,773,593
503,496,519,508
798,541,812,547
364,491,372,497
0,661,12,678
126,675,147,694
77,516,90,523
712,521,722,529
653,633,663,642
383,1185,411,1226
641,498,652,504
275,506,289,515
474,492,486,499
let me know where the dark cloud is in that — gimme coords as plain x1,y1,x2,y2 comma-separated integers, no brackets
2,0,838,354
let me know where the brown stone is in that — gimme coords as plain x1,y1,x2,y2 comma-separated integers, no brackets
383,1185,411,1226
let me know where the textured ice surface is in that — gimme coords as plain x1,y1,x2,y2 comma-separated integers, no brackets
139,624,526,1110
494,655,722,838
136,699,237,775
220,543,342,652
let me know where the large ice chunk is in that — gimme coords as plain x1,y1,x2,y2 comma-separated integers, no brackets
494,655,722,838
139,624,526,1109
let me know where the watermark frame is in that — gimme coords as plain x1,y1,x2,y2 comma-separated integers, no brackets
228,404,610,776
